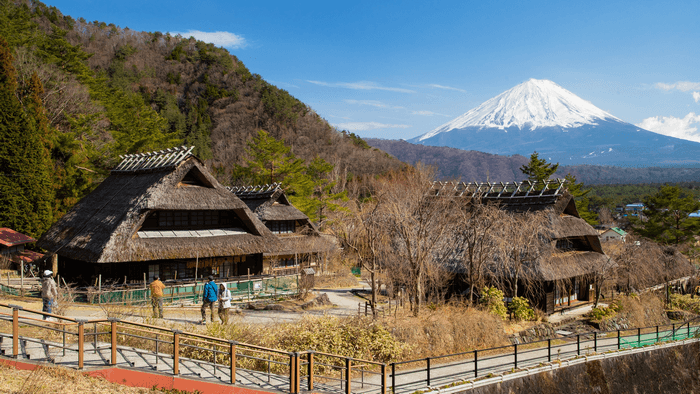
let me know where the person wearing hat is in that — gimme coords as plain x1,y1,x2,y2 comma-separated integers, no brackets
150,277,166,318
41,270,58,320
200,275,218,324
218,283,232,324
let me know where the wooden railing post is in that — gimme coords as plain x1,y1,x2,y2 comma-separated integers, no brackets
229,341,237,385
307,351,314,391
173,330,181,375
11,305,21,358
514,343,518,369
547,339,551,362
617,330,621,349
109,318,118,365
391,362,396,393
345,357,352,394
474,350,478,378
77,320,85,369
288,352,300,394
381,363,387,394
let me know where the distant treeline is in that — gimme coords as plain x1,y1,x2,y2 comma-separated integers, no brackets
367,139,700,186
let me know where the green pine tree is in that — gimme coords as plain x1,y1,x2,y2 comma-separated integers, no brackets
520,151,559,184
565,174,598,226
0,36,54,237
631,185,700,246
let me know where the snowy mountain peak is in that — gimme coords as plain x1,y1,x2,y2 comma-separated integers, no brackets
418,79,621,141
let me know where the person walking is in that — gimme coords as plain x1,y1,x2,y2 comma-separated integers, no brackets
218,283,232,323
41,270,58,320
200,275,218,324
150,277,166,318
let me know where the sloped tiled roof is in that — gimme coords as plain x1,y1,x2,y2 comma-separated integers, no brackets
0,228,36,247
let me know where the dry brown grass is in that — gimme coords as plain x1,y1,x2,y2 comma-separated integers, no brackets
384,304,510,358
313,273,359,289
0,362,157,394
617,293,669,328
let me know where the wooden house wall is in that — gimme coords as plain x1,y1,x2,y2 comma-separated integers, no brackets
56,254,264,285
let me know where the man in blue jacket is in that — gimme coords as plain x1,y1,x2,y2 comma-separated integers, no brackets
200,275,218,324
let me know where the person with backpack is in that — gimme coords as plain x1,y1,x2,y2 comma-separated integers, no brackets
200,276,218,324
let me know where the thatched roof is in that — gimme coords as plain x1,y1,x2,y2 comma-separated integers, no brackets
228,184,316,229
38,148,278,263
431,180,573,213
530,250,610,281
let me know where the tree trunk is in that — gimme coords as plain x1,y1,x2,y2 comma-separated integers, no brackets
370,268,377,318
413,269,422,317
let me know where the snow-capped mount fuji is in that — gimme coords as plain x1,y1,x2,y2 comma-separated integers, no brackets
409,79,700,167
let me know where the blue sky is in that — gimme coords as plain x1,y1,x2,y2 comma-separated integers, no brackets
46,0,700,141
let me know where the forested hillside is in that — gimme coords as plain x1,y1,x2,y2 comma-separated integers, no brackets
0,0,402,237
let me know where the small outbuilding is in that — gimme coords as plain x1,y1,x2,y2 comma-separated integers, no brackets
229,184,336,275
600,227,627,242
0,228,44,268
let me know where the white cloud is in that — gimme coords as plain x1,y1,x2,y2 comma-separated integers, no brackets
170,30,246,48
655,81,700,92
411,110,450,117
334,122,411,131
307,80,415,93
693,92,700,103
344,100,404,109
428,84,466,93
636,112,700,142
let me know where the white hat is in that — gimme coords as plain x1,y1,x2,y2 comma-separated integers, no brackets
43,270,53,277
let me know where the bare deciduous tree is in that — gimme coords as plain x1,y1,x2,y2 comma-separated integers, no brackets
334,190,388,318
452,202,503,304
490,210,551,300
382,166,454,316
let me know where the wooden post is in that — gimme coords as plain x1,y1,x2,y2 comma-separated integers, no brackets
289,353,298,394
173,330,181,375
20,263,23,297
195,253,199,282
98,274,102,304
110,318,118,365
229,341,237,384
12,306,20,358
143,273,146,290
51,254,58,277
307,352,314,391
345,358,352,394
78,321,85,369
247,268,251,302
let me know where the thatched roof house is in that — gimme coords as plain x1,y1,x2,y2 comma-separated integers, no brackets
229,184,336,275
433,180,609,314
38,146,279,283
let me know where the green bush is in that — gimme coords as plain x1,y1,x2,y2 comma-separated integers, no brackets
480,287,507,319
588,300,623,320
509,297,536,321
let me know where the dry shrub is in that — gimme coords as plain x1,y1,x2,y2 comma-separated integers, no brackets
201,314,411,363
613,293,669,328
670,294,700,314
386,304,509,357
